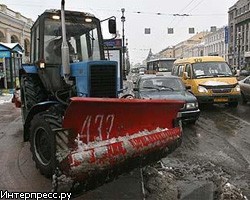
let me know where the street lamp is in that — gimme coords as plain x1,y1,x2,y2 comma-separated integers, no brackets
237,32,242,70
125,38,129,74
121,8,126,80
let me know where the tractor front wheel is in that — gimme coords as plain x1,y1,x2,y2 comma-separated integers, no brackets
29,108,62,178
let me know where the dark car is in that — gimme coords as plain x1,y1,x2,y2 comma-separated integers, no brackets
133,75,200,124
239,76,250,103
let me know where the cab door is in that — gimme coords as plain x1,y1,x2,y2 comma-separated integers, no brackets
182,64,193,90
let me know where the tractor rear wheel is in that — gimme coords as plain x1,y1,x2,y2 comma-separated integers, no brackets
20,73,47,119
29,107,62,178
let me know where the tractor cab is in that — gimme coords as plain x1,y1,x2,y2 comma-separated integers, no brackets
31,9,109,65
27,9,120,97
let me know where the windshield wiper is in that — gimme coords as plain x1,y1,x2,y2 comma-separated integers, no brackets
142,86,174,91
142,86,158,90
196,75,214,78
212,73,231,77
159,86,174,91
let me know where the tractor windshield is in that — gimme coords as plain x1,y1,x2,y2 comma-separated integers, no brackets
44,15,102,64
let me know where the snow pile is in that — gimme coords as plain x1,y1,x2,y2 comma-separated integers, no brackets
143,165,179,200
143,161,249,200
0,94,12,104
216,177,248,200
52,168,73,193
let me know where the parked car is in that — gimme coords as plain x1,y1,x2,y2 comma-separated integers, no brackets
239,76,250,103
133,74,200,124
239,69,250,77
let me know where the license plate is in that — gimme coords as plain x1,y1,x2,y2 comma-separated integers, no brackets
214,97,228,102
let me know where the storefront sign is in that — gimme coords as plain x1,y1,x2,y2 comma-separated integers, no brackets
103,39,122,48
224,26,229,44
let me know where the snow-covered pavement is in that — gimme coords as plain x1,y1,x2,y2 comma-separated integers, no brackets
0,94,12,104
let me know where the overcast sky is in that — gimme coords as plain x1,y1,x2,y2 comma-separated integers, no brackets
1,0,237,64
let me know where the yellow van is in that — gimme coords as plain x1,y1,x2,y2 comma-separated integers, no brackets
172,56,241,107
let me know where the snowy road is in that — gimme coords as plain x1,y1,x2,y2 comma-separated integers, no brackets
0,97,250,199
144,103,250,200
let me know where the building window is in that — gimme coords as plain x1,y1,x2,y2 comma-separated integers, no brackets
230,13,234,20
200,50,204,56
0,31,5,42
11,35,19,43
24,39,30,56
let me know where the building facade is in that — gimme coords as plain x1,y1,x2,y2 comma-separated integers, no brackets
0,4,33,63
174,31,208,59
228,0,250,69
204,26,229,62
150,27,229,63
157,46,175,58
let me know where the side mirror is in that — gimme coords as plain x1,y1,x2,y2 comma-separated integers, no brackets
186,85,191,90
235,69,240,77
183,72,189,80
108,19,116,34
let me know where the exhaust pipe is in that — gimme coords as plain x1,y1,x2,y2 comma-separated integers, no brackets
61,0,70,84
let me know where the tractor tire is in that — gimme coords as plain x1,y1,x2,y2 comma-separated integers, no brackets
20,73,47,117
29,106,62,178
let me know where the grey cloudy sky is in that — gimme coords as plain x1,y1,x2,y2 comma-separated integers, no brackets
1,0,237,64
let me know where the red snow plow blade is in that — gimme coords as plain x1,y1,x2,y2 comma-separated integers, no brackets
55,97,184,191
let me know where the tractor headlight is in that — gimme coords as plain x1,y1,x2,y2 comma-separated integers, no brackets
52,15,60,20
85,18,92,22
39,62,45,69
37,59,45,69
198,86,208,93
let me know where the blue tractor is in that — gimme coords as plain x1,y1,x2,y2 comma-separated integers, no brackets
15,0,184,193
